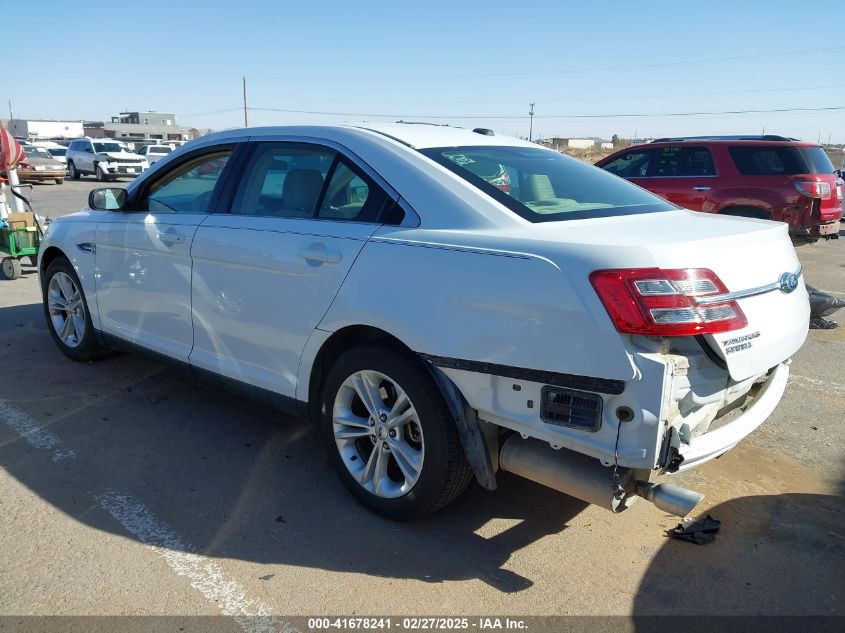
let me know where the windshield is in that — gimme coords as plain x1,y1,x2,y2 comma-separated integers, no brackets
93,142,124,153
25,147,53,159
48,148,67,157
421,145,675,222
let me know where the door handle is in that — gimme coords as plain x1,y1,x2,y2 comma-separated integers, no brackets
157,230,185,246
298,248,341,264
693,186,711,191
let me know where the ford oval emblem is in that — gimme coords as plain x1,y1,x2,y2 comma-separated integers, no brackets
778,272,800,294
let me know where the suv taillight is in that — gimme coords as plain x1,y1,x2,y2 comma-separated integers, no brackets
589,268,747,336
794,180,832,200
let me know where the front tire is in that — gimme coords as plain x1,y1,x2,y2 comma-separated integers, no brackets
1,257,21,280
42,257,107,361
55,178,64,185
95,165,106,182
321,346,472,520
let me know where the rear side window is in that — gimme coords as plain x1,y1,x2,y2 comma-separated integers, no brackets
650,146,716,177
232,142,392,223
730,146,836,175
317,160,392,222
601,150,652,178
232,144,335,217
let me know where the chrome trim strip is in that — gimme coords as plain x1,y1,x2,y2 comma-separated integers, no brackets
695,267,802,305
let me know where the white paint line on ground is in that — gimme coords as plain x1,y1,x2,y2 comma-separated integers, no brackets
0,399,76,462
790,374,845,396
96,491,296,633
1,396,292,631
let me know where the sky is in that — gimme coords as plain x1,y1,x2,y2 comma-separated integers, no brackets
10,0,845,142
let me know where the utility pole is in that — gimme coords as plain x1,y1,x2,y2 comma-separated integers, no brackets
243,76,249,128
528,102,535,142
8,100,12,120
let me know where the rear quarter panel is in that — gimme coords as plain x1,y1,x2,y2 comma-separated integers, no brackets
316,228,638,382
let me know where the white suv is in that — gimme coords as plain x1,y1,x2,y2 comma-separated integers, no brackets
65,139,149,181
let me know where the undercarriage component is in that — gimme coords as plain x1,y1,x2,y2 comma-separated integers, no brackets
500,435,703,517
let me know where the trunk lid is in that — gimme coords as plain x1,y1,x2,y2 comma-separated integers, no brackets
504,210,810,381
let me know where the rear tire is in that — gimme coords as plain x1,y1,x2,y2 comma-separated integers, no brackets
321,345,473,520
68,162,80,180
42,256,108,361
55,178,64,185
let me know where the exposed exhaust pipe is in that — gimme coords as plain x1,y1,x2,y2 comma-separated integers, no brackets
634,481,704,518
499,435,703,517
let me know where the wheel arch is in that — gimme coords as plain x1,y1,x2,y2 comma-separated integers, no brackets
718,205,773,220
39,245,68,279
302,323,497,490
304,324,414,425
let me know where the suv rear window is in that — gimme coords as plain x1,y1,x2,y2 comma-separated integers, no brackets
421,145,675,223
729,146,835,176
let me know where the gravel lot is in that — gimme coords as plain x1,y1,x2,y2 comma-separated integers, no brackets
1,179,843,621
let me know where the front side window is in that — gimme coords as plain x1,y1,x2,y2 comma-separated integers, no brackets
139,150,231,213
422,145,675,222
650,146,716,177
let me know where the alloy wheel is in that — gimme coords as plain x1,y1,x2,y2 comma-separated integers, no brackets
47,272,86,348
333,370,425,498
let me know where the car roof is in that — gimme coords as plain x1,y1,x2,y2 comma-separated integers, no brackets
194,123,539,151
633,139,820,148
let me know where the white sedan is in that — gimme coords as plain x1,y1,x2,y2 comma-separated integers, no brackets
38,123,809,520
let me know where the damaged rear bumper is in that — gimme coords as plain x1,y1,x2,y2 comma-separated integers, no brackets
672,362,790,471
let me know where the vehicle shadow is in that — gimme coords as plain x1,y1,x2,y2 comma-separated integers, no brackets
0,302,586,593
633,490,845,615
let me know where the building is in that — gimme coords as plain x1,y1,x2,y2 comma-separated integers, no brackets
111,111,176,126
540,137,596,151
8,119,84,140
83,111,191,142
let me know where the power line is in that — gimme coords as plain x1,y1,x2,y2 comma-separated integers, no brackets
247,104,845,120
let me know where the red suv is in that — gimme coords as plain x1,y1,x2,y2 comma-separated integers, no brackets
595,136,843,243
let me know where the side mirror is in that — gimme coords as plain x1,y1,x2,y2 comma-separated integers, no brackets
89,187,128,211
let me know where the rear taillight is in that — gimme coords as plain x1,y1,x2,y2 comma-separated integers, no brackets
589,268,747,336
794,180,832,200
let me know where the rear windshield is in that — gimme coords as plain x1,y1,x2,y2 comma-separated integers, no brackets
729,145,835,176
150,146,173,154
420,145,675,222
